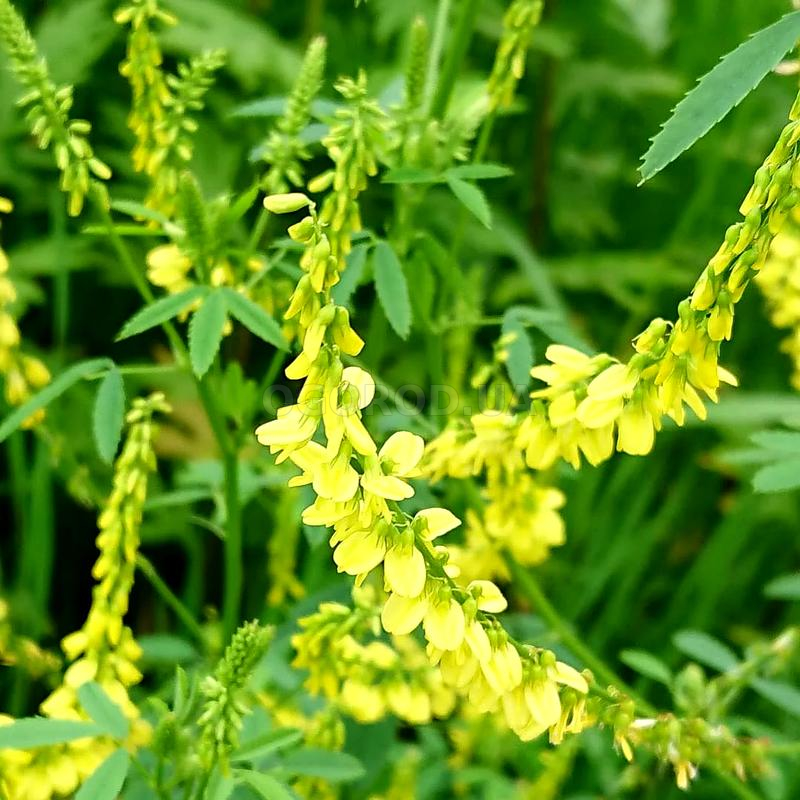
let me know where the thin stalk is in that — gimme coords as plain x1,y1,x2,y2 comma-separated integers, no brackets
425,0,452,111
136,554,206,646
430,0,481,119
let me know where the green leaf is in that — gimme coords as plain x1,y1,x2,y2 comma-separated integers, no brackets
280,748,365,782
619,649,673,686
751,430,800,453
189,291,228,378
110,199,169,226
77,682,130,739
753,458,800,493
233,728,304,762
382,166,439,184
445,163,512,180
221,288,287,350
0,718,102,749
138,634,198,666
501,309,535,389
0,357,112,444
446,177,491,228
764,573,800,600
373,241,412,339
673,629,740,672
751,678,800,718
639,11,800,182
116,286,207,341
238,770,296,800
75,749,130,800
92,368,125,464
332,243,370,307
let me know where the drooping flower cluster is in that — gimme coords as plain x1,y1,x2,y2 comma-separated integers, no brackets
756,226,800,388
0,198,50,423
256,192,591,745
486,0,544,111
0,394,168,800
292,586,456,725
0,0,111,215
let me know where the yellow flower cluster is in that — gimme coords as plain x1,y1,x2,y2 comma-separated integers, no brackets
257,193,590,745
114,0,175,177
292,586,456,726
486,0,544,111
756,226,800,388
313,72,386,266
424,411,566,583
0,198,50,424
0,394,168,800
0,0,111,215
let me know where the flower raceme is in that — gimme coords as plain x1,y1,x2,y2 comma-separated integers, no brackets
256,192,590,745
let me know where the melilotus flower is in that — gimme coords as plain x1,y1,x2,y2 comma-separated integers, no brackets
0,0,110,215
292,586,456,726
0,199,50,424
487,0,544,111
256,192,591,748
0,394,168,800
756,225,800,388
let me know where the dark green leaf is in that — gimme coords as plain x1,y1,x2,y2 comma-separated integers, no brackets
75,749,130,800
189,291,228,378
751,678,800,718
619,649,673,686
446,177,491,228
445,163,512,180
92,368,125,464
280,748,365,782
673,629,740,672
238,770,296,800
764,573,800,600
373,241,411,339
753,458,800,494
382,166,439,184
78,682,129,739
0,358,112,444
221,288,288,350
0,718,102,749
501,309,535,389
640,11,800,181
233,728,304,762
116,286,207,341
332,243,370,307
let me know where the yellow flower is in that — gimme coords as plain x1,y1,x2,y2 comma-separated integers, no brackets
361,431,424,500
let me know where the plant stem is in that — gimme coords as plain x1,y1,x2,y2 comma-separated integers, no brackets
136,554,206,646
425,0,452,111
430,0,480,118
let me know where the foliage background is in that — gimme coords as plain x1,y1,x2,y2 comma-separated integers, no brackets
3,0,800,797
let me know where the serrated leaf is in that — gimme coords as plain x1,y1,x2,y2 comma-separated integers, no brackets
764,573,800,599
221,288,287,350
445,163,513,180
0,357,112,444
233,728,304,762
280,748,365,782
92,368,125,464
640,11,800,182
238,770,296,800
116,286,207,341
0,718,102,749
446,177,491,228
382,166,439,184
753,458,800,493
501,309,535,390
673,629,740,672
77,682,129,740
751,678,800,718
189,291,228,378
751,430,800,453
373,241,411,339
619,649,673,686
332,243,370,307
75,749,130,800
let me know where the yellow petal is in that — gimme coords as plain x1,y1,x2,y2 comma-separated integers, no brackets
381,592,428,635
384,546,426,597
423,599,465,651
414,507,461,539
379,430,425,475
468,580,508,613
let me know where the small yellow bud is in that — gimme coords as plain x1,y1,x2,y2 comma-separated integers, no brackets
263,192,311,214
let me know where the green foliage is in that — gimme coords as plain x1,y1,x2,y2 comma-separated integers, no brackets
92,368,126,463
74,749,130,800
373,240,411,338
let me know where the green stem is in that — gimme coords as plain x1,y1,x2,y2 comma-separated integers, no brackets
136,554,206,646
425,0,452,111
430,0,481,118
473,112,496,164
